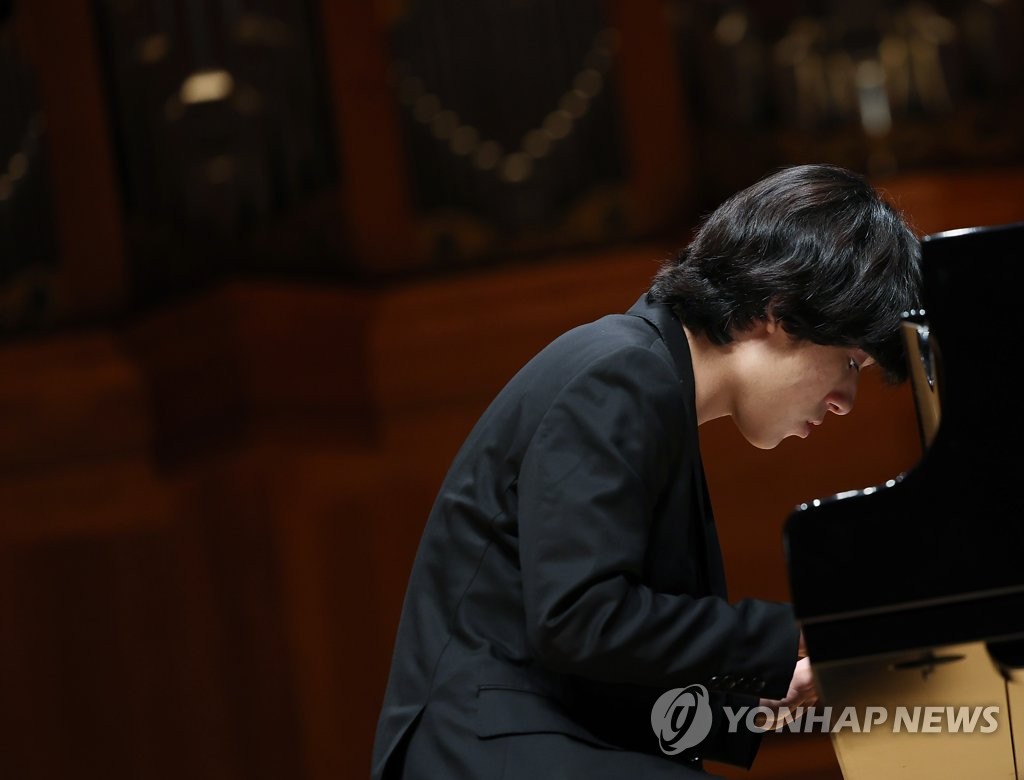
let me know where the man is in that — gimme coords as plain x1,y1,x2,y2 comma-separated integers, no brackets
371,164,921,778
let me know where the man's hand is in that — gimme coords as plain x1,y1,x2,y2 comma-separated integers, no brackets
756,656,818,730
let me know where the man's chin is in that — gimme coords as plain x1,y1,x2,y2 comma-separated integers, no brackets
740,432,781,451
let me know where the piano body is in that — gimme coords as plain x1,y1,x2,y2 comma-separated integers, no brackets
784,221,1024,778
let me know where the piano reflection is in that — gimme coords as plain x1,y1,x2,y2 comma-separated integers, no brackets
784,221,1024,778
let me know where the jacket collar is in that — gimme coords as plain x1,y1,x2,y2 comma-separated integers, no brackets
626,293,694,387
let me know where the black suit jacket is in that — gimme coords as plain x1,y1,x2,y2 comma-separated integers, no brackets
371,295,800,779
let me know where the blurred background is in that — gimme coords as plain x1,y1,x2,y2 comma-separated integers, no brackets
1,0,1023,777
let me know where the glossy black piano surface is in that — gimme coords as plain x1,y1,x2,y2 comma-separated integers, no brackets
783,220,1024,779
785,220,1024,663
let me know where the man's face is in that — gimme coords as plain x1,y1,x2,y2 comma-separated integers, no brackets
730,321,872,450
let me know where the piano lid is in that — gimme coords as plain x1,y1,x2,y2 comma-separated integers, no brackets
783,220,1024,662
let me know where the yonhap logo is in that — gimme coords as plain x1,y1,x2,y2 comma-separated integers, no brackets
650,684,713,755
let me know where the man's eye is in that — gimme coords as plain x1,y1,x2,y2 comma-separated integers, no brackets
848,357,860,372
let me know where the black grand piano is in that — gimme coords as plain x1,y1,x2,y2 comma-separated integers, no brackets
784,221,1024,778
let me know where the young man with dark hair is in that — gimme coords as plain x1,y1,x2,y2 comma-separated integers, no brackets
372,164,922,779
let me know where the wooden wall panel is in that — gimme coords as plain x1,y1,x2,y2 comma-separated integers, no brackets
320,0,415,273
18,0,126,321
610,0,694,230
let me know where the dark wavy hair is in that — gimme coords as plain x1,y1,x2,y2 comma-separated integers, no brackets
647,164,921,383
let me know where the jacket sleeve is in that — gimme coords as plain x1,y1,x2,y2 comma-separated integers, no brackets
517,345,799,699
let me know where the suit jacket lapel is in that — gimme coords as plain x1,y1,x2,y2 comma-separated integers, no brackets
694,462,729,598
626,294,729,599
